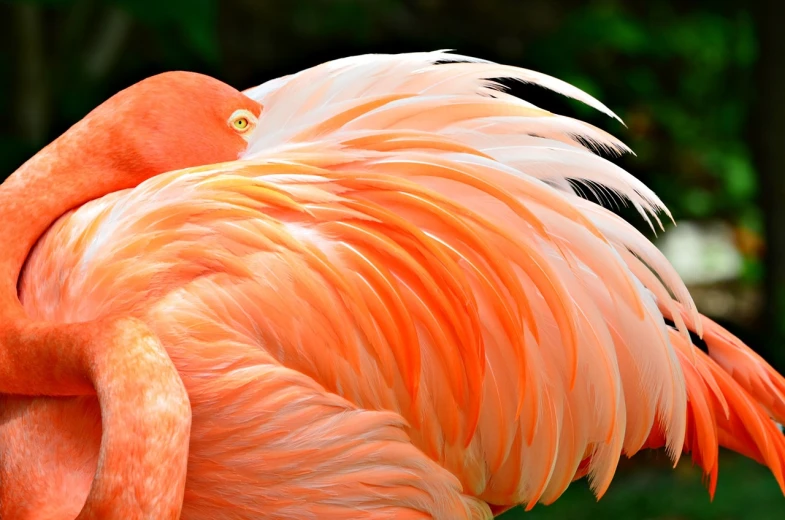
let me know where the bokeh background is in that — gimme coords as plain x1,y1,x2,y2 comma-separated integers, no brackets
1,0,784,518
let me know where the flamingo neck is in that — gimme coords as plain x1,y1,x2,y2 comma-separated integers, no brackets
0,132,120,313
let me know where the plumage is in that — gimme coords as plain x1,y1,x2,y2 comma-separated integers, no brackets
1,51,784,519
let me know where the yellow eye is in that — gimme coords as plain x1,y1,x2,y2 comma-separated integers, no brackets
227,109,257,138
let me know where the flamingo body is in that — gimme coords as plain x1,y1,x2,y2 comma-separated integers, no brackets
1,52,785,519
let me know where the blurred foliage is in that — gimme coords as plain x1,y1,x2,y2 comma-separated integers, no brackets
1,0,783,518
525,2,762,284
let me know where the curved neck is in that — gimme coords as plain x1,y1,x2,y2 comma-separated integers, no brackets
0,132,119,314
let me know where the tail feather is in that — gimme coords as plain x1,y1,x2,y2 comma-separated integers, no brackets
639,325,785,498
702,318,785,423
658,303,785,425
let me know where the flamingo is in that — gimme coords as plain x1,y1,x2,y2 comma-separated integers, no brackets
0,51,784,519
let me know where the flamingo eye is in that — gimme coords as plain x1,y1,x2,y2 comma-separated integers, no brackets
228,109,257,136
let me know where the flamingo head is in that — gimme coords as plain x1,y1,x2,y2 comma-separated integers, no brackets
79,70,263,188
2,70,264,243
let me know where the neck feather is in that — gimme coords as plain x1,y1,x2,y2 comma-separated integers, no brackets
0,129,121,311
